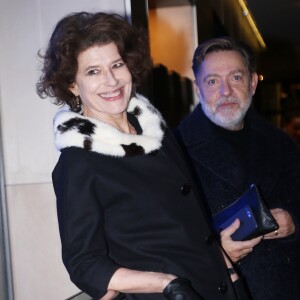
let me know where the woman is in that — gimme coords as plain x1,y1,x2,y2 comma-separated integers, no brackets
36,12,250,300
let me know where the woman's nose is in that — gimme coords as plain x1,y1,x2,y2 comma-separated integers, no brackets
104,70,118,86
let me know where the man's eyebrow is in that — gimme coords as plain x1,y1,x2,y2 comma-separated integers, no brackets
229,69,245,75
202,70,245,81
202,73,219,82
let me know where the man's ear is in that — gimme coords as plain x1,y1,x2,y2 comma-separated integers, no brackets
251,72,259,96
193,80,201,98
69,82,79,97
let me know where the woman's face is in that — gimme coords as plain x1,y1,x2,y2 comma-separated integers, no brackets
70,42,132,121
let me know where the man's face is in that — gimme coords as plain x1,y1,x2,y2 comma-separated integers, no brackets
194,50,258,130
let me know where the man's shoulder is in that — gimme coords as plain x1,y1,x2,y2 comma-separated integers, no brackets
175,104,209,143
247,110,300,156
177,103,201,125
248,110,291,141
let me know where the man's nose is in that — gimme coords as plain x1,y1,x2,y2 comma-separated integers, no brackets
220,80,233,96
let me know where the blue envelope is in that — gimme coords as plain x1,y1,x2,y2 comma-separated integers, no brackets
212,184,279,241
215,205,258,241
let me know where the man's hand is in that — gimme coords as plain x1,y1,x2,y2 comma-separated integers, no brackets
263,208,295,239
220,219,263,262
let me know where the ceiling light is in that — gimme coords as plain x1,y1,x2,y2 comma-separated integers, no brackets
237,0,266,49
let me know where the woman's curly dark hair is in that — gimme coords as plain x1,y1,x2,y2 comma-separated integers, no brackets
36,11,152,111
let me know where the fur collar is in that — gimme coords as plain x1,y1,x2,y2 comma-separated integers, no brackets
53,94,166,157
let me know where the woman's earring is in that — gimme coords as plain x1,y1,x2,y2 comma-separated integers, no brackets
76,96,81,108
73,95,82,112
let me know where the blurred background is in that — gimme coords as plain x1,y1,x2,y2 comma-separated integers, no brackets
135,0,300,132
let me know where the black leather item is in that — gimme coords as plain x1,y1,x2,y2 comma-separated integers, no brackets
163,278,204,300
212,184,279,241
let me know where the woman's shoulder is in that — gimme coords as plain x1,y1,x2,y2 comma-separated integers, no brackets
59,146,96,160
52,147,109,184
55,146,108,171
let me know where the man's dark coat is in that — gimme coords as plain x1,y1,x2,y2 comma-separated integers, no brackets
176,104,300,300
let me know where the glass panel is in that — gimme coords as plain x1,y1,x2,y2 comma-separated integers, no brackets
0,113,13,299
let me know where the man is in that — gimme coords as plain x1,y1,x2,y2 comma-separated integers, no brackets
175,37,300,300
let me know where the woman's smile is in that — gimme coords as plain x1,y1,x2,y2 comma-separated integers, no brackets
99,88,124,100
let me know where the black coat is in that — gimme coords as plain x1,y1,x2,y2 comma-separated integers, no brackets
53,131,240,300
52,96,241,300
176,104,300,300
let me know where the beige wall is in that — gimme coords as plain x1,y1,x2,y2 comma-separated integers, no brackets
0,1,126,299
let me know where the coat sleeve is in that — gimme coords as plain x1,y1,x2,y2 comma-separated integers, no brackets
278,136,300,239
52,148,121,299
258,125,300,241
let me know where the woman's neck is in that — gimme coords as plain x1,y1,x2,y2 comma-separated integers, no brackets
83,107,136,134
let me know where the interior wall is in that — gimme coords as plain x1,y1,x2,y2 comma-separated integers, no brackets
0,1,125,299
148,5,197,80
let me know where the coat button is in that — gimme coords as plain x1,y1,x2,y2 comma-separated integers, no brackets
180,184,191,195
218,282,228,294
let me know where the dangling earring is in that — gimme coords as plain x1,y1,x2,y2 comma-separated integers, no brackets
74,95,82,113
76,96,80,107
